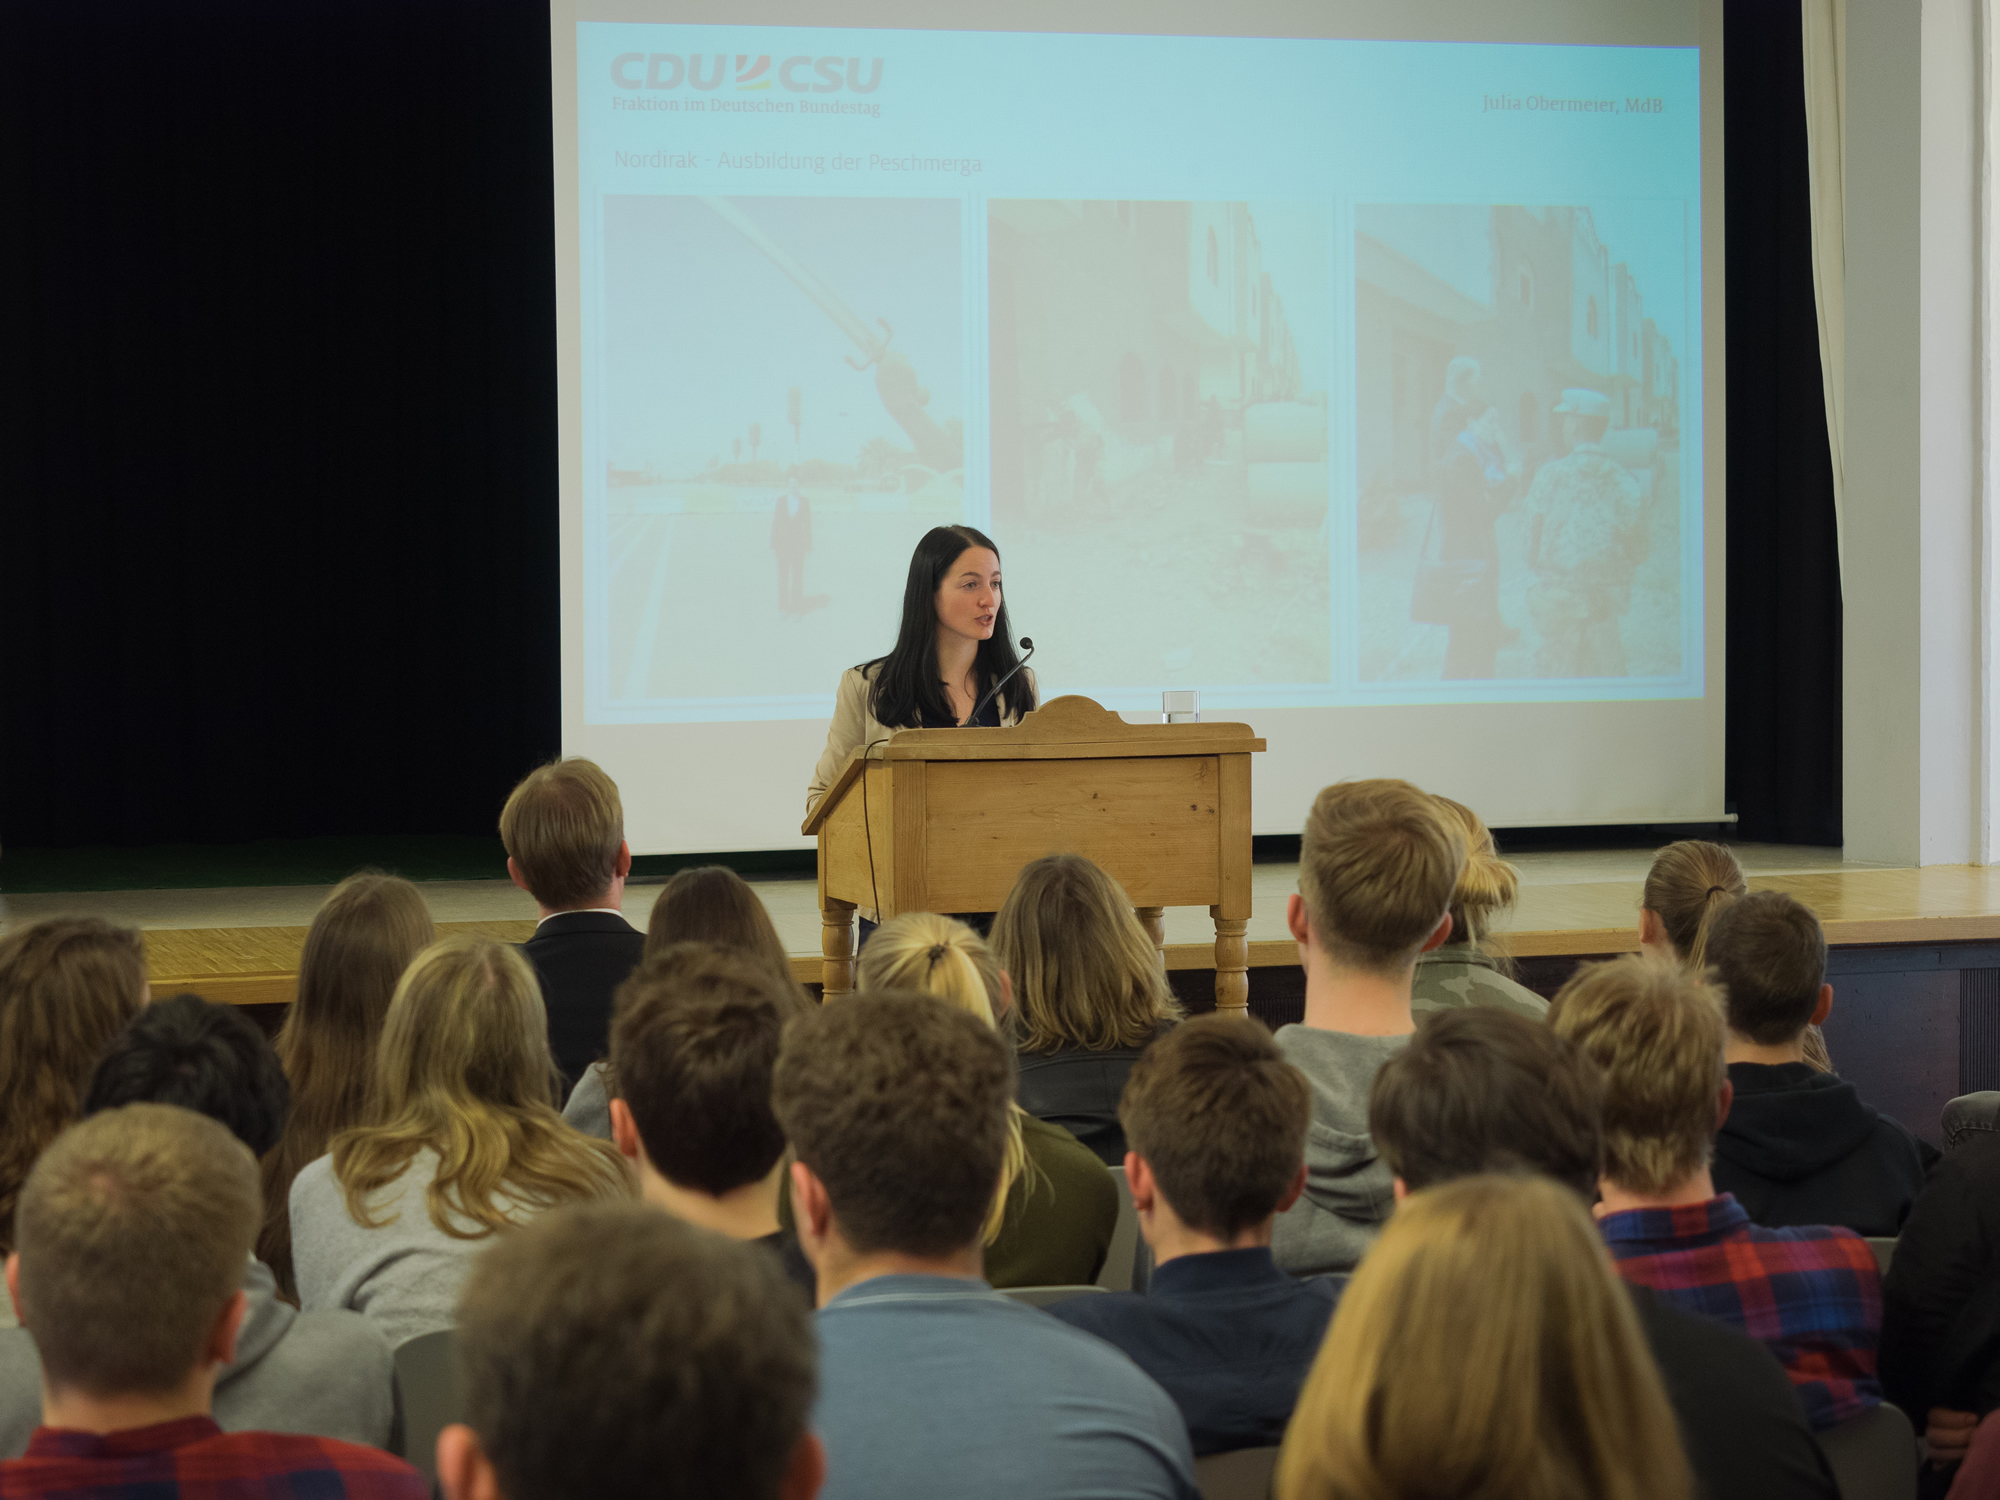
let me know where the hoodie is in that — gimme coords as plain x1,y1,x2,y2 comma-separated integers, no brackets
0,1257,395,1459
1268,1025,1407,1275
1712,1062,1931,1237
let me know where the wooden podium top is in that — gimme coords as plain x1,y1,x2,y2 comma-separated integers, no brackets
803,695,1266,835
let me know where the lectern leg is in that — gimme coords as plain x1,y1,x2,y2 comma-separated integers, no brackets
821,899,857,1001
1134,906,1166,968
1212,913,1249,1017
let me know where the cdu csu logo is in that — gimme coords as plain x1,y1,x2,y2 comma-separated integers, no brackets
611,52,884,94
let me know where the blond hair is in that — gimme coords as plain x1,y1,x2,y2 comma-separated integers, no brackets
499,757,625,910
261,873,434,1296
1643,840,1745,971
1548,954,1727,1195
330,935,629,1237
0,917,149,1252
1298,781,1465,973
859,912,1031,1246
989,854,1182,1053
1277,1174,1692,1500
17,1103,261,1396
1432,795,1520,948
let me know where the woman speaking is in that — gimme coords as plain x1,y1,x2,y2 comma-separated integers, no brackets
806,524,1038,819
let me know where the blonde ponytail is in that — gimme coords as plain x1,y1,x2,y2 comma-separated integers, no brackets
1642,841,1746,971
1432,796,1521,955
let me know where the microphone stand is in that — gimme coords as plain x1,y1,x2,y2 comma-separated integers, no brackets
964,639,1035,726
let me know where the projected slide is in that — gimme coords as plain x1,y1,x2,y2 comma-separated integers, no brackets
572,24,1702,726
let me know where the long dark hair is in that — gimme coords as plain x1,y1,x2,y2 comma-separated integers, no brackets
866,525,1035,728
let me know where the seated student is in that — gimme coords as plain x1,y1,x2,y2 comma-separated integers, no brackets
989,854,1184,1166
1,1104,424,1499
859,913,1117,1288
1368,1006,1839,1500
1268,780,1465,1275
0,917,149,1259
1045,1015,1333,1455
261,872,435,1299
502,757,645,1087
439,1204,823,1500
1706,891,1929,1235
1409,796,1547,1020
289,936,630,1348
0,995,394,1457
604,943,814,1295
772,991,1196,1500
1275,1175,1693,1500
566,863,803,1140
1549,954,1883,1429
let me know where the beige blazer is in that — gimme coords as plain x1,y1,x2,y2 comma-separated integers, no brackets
805,661,1037,821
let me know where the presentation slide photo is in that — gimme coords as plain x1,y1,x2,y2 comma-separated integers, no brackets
1352,202,1687,685
987,199,1332,690
594,194,964,708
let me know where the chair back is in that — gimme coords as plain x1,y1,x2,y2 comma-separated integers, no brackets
1816,1400,1916,1500
1864,1237,1897,1276
1101,1167,1140,1290
1001,1284,1107,1308
393,1329,463,1490
1194,1444,1282,1500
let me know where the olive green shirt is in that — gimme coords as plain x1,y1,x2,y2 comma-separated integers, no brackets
1410,943,1550,1022
985,1115,1119,1289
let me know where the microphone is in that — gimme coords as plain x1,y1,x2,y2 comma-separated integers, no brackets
965,638,1034,726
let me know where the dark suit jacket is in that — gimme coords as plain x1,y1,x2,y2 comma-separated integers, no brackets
521,912,645,1088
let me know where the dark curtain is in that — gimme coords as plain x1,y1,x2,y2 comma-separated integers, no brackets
0,1,561,846
1723,0,1844,845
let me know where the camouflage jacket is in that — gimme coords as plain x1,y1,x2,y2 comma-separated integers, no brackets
1410,943,1550,1021
1524,447,1647,587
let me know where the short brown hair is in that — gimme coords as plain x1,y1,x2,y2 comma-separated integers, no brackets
1370,1009,1605,1198
1706,891,1827,1046
1120,1016,1310,1237
771,991,1011,1257
499,758,625,910
1548,955,1727,1195
643,865,797,991
1298,780,1465,972
610,944,805,1195
16,1103,259,1395
458,1204,815,1500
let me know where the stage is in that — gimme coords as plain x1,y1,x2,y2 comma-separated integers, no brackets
12,843,2000,1145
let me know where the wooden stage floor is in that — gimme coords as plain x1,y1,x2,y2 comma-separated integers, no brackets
11,844,2000,1008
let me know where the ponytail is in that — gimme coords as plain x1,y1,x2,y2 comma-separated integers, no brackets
1642,841,1746,971
1432,796,1521,959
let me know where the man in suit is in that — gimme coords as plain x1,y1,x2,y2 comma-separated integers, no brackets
500,758,645,1088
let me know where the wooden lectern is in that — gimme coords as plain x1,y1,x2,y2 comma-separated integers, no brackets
802,695,1267,1013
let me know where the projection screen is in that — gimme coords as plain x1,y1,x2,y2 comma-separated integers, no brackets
550,0,1725,854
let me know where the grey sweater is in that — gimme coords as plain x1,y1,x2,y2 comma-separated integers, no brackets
0,1258,393,1457
563,1063,613,1141
291,1147,536,1350
1269,1025,1408,1275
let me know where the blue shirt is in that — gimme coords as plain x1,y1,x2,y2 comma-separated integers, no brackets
814,1273,1197,1500
1045,1248,1340,1455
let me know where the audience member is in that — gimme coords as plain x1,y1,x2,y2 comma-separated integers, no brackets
1046,1015,1332,1455
0,1104,423,1499
566,863,802,1138
1549,954,1883,1428
772,991,1196,1500
0,917,149,1260
1706,891,1928,1234
1881,1106,2000,1477
859,913,1117,1288
990,854,1183,1165
260,873,434,1298
604,943,814,1294
502,757,644,1086
438,1204,823,1500
289,935,629,1347
1268,780,1464,1274
1274,1174,1693,1500
1368,1006,1839,1500
1409,795,1547,1020
0,996,394,1455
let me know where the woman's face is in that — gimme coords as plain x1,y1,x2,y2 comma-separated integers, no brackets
934,546,1001,645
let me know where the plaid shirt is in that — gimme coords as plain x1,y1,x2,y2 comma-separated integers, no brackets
0,1416,426,1499
1601,1193,1883,1428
